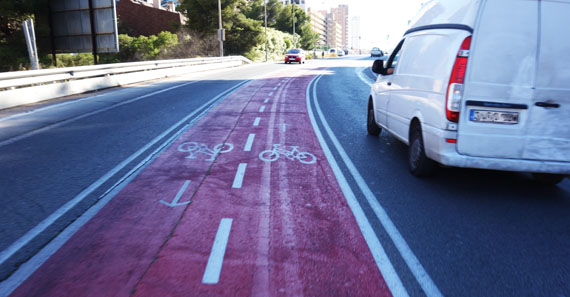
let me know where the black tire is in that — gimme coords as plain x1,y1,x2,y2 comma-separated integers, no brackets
408,124,435,177
531,173,565,185
367,103,381,136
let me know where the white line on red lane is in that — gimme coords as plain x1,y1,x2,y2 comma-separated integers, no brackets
244,134,255,152
231,163,248,189
306,75,409,297
253,117,261,126
202,218,233,284
259,106,266,112
309,74,444,297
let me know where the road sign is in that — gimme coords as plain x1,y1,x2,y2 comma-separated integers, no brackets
49,0,119,54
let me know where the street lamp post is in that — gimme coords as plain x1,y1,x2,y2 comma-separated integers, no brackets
218,0,223,57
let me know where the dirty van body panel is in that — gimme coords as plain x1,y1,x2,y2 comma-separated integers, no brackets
457,0,539,160
386,30,468,156
522,0,570,162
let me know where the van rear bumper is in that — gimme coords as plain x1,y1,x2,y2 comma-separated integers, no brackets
424,126,570,174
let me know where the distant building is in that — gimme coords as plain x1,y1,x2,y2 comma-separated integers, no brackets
280,0,307,10
350,16,361,51
307,8,326,46
330,5,348,48
116,0,183,36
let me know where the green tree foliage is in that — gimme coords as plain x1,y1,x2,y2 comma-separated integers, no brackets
100,32,178,63
242,0,282,27
179,0,264,59
274,4,308,36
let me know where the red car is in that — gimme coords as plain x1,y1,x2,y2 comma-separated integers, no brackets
284,49,305,64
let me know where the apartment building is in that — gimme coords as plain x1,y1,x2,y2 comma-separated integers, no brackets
330,5,348,48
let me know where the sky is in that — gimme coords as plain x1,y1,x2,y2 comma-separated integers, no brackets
308,0,427,50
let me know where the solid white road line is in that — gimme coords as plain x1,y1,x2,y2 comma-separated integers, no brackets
259,106,266,113
253,117,261,126
232,163,248,189
305,76,409,297
202,218,233,284
264,98,270,103
309,75,443,297
0,81,250,288
244,134,255,152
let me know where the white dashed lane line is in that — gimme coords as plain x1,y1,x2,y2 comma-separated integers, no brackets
202,218,233,284
264,98,270,103
232,163,248,189
244,134,255,152
253,117,261,126
259,106,266,113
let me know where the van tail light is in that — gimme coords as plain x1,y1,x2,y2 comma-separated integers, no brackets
446,36,471,123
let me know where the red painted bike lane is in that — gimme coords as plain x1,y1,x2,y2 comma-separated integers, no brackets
10,68,392,297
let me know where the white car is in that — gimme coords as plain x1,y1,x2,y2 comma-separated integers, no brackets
337,49,345,56
370,47,383,57
367,0,570,184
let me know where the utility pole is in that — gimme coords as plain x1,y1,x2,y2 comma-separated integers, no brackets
218,0,224,57
264,0,268,61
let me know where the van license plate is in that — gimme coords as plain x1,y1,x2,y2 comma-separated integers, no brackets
469,110,518,124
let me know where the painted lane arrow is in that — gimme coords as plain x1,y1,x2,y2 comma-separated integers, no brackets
160,180,192,207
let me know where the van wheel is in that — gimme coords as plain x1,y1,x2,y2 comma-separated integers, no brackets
367,103,381,136
408,124,434,177
531,173,565,185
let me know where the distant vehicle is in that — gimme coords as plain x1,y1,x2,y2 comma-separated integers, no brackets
285,49,305,64
337,49,345,56
370,47,383,57
367,0,570,184
329,48,337,55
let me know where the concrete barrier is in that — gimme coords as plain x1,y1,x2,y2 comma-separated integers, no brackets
0,56,251,110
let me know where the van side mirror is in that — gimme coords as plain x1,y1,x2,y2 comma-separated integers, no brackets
372,60,386,75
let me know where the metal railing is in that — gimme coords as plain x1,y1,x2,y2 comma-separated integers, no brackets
0,56,252,110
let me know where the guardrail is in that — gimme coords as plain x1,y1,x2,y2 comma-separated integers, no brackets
0,56,252,110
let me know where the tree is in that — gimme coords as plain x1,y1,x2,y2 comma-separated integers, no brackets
179,0,264,59
242,0,282,27
274,3,309,36
179,0,240,33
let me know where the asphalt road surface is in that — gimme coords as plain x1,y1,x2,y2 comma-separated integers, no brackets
0,56,568,297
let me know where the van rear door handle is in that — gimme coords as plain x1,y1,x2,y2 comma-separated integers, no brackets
535,102,560,108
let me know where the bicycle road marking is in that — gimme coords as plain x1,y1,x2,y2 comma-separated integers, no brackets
244,134,255,152
177,142,234,161
258,144,317,165
253,117,261,126
232,163,248,189
202,218,233,285
259,106,266,113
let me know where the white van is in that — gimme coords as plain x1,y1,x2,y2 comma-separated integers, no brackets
367,0,570,184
